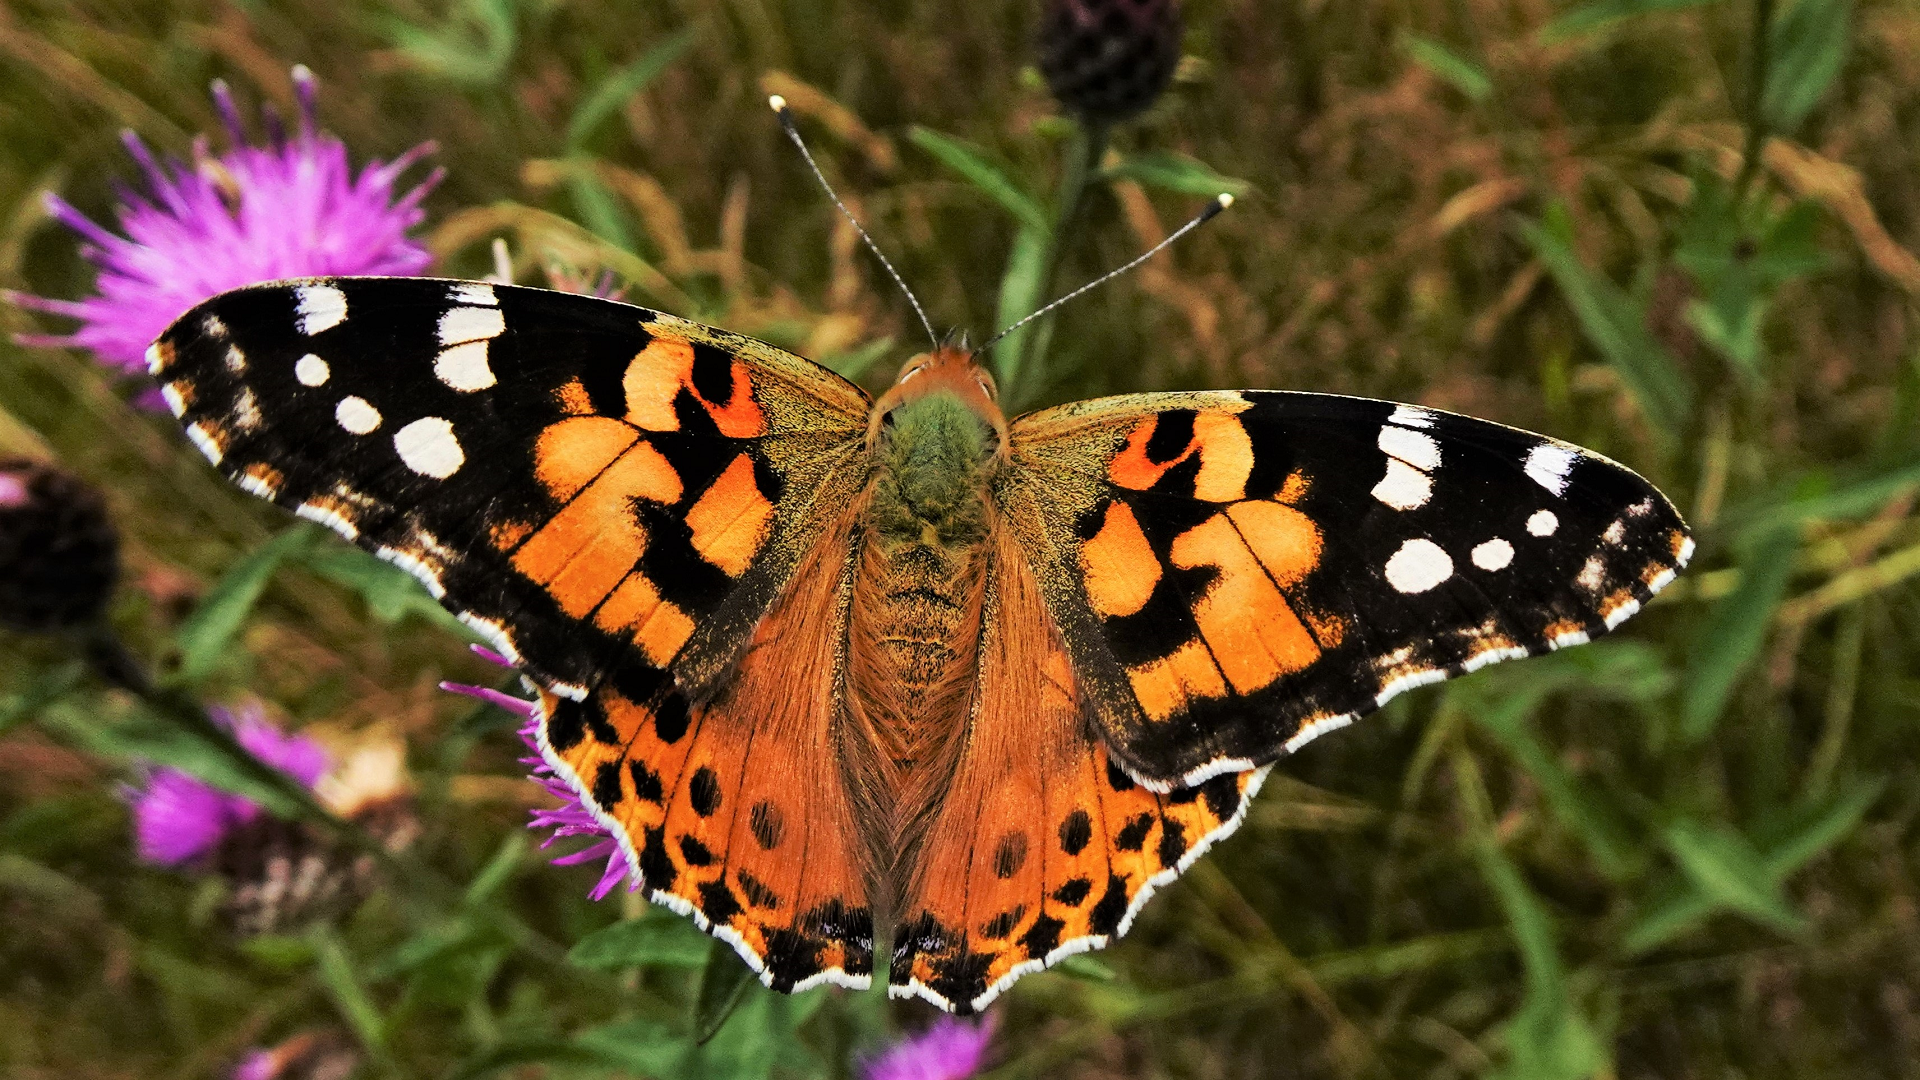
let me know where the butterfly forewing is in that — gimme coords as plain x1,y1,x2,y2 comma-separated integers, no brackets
153,276,879,988
1005,391,1692,788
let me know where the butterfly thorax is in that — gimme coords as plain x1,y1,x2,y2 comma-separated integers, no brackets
844,353,1006,881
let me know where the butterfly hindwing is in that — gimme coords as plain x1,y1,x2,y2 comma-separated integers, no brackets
1004,391,1692,788
892,516,1268,1013
153,276,878,984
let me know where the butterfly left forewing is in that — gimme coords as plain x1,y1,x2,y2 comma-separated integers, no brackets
1003,390,1691,788
152,277,871,696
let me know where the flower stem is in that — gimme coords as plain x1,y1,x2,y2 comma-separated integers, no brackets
1735,0,1777,201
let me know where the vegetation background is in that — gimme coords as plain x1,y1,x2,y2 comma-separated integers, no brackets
2,0,1918,1077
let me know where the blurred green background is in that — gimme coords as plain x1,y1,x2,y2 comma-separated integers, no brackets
3,0,1920,1077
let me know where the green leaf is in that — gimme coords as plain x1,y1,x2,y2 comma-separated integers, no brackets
174,525,317,682
1474,836,1607,1080
1728,456,1920,539
1472,691,1644,881
1680,524,1800,742
990,224,1051,403
1662,820,1807,934
74,711,303,816
461,831,526,907
382,0,518,87
1523,205,1693,433
821,336,896,380
569,914,715,971
1761,777,1881,876
0,662,84,739
693,935,756,1044
573,1017,690,1077
313,928,387,1052
1053,954,1120,982
1765,0,1851,132
1398,32,1492,101
301,544,467,633
1539,0,1716,42
565,26,699,149
908,126,1047,231
1097,150,1253,198
568,168,636,252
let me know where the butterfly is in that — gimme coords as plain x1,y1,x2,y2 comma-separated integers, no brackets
150,275,1690,1013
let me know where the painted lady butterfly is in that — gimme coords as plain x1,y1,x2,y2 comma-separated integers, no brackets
150,274,1689,1013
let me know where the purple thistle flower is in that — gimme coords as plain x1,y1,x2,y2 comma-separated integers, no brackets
9,65,440,395
131,704,329,866
231,1049,275,1080
862,1015,999,1080
441,663,638,901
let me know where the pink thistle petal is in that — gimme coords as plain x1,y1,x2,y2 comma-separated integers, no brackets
862,1015,999,1080
9,68,437,395
439,676,639,899
127,704,329,866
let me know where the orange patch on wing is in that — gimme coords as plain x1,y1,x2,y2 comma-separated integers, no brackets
592,573,695,665
1127,638,1229,721
533,417,644,503
684,453,774,577
1080,501,1161,617
621,335,767,438
1169,513,1320,694
623,337,694,431
1224,499,1322,588
1669,530,1689,559
1107,416,1190,490
514,437,680,618
490,519,534,551
1278,469,1312,503
1189,413,1254,502
555,377,595,416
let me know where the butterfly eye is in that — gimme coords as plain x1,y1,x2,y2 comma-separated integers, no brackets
900,364,925,384
976,374,997,401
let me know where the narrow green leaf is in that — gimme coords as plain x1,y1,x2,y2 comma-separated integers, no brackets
1097,150,1253,197
1663,820,1807,934
1523,206,1693,433
1762,778,1881,876
568,168,636,251
1399,32,1492,101
382,0,518,87
462,831,526,907
990,224,1050,402
0,662,84,739
565,26,698,149
1539,0,1716,42
1681,525,1799,741
908,126,1048,231
71,712,302,816
1053,954,1121,982
1765,0,1852,132
312,928,387,1052
1472,694,1643,881
174,525,317,682
573,1018,689,1076
302,544,467,633
569,914,715,971
693,936,755,1044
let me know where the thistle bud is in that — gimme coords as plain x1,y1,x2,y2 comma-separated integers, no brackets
1038,0,1184,123
0,457,120,633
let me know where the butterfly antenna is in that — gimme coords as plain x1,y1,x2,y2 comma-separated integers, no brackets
770,95,939,350
978,193,1235,354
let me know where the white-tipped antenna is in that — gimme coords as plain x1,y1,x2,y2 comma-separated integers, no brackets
770,95,939,350
979,193,1235,354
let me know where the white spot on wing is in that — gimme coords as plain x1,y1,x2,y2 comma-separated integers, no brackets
395,416,465,478
232,388,262,431
438,306,506,345
145,342,166,375
1524,443,1579,496
450,282,498,306
1603,597,1642,630
1527,509,1559,536
1462,645,1530,672
1677,536,1696,565
295,284,348,335
1549,627,1590,649
435,341,496,391
1471,538,1514,571
295,353,330,386
335,396,382,434
1384,537,1453,593
1284,713,1354,753
294,501,359,540
1603,519,1626,545
224,345,246,373
185,423,223,464
1372,458,1433,510
1576,554,1607,592
160,383,187,417
1379,426,1441,471
1376,667,1447,706
1389,404,1435,429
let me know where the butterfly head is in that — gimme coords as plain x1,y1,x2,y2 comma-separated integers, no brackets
867,346,1008,457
